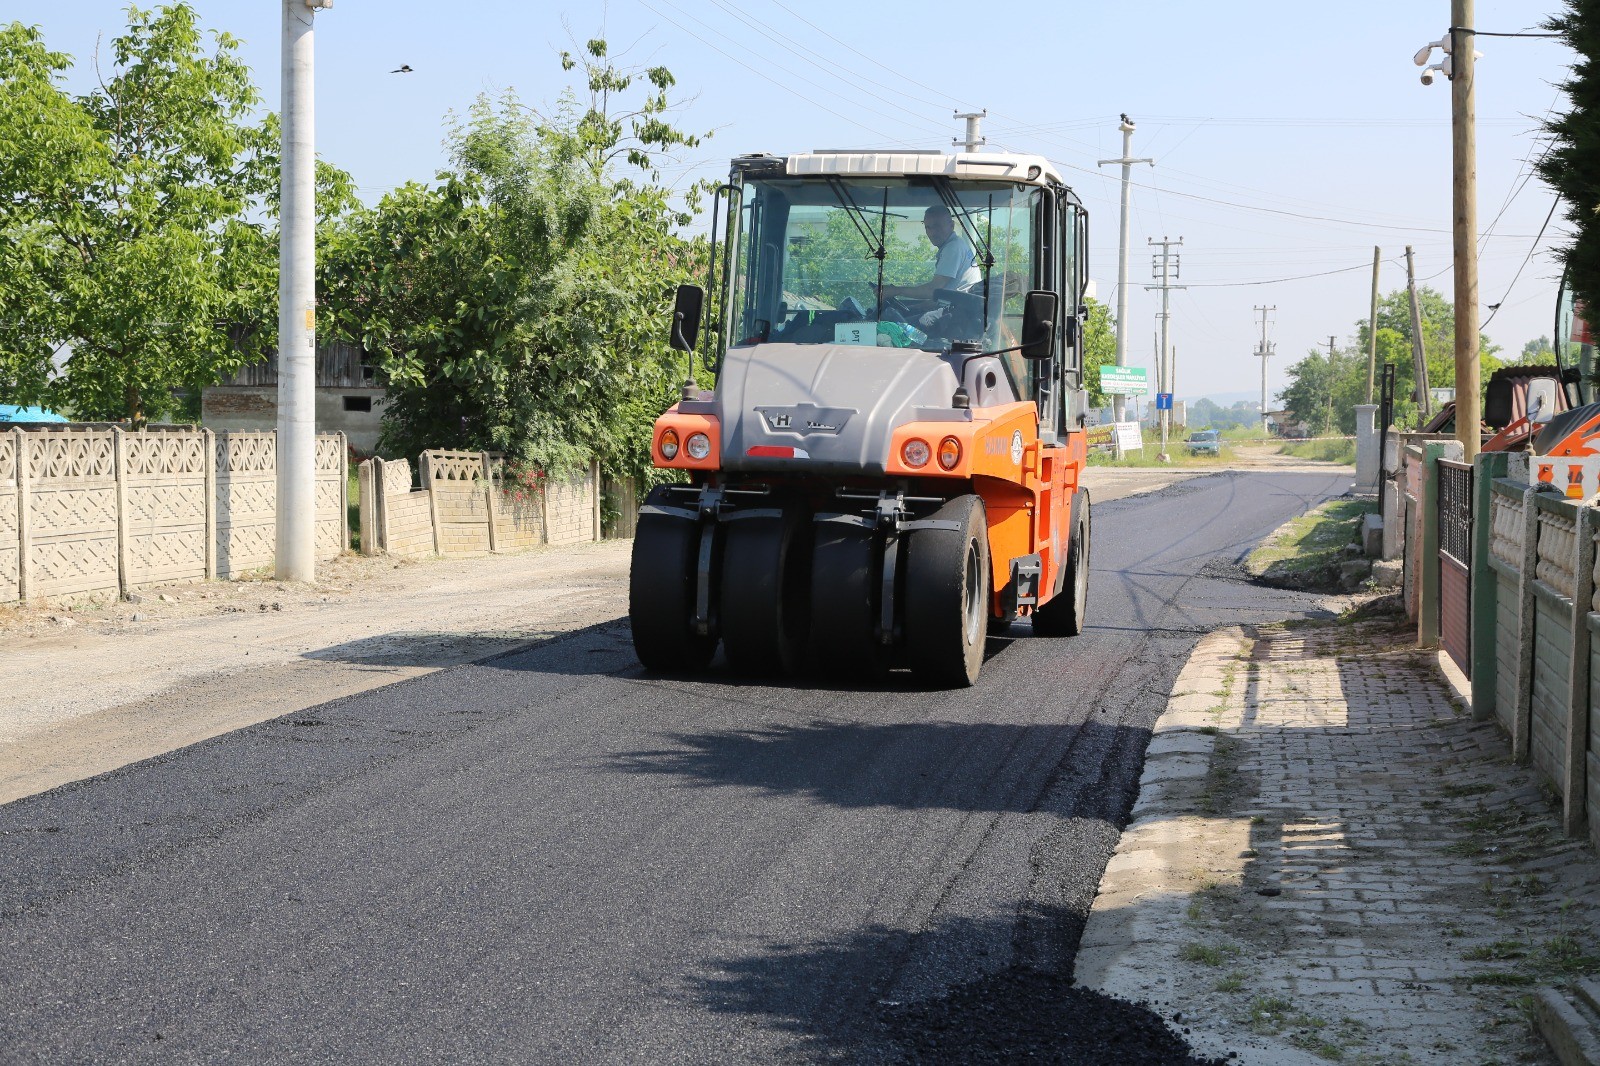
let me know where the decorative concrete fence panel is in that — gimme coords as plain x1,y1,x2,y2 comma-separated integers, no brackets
0,427,346,604
120,428,211,590
0,432,17,603
214,432,278,578
1473,460,1600,843
359,451,603,558
23,428,120,601
424,450,494,557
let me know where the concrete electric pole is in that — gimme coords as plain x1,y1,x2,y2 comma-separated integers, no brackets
1405,245,1433,419
1254,306,1276,434
1098,116,1154,426
276,0,330,582
1366,247,1381,404
1146,237,1185,462
1451,0,1481,460
953,111,987,154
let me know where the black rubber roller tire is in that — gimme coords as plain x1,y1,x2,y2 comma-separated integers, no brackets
903,495,991,687
629,487,717,672
1033,491,1090,637
807,521,885,678
719,505,810,676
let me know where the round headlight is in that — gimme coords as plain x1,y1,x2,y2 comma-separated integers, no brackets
686,432,711,460
938,436,962,470
902,439,931,468
659,428,680,460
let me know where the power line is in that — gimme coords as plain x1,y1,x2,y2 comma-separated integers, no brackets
1482,196,1561,330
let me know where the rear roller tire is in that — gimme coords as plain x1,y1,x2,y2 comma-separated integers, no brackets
1033,492,1090,637
902,495,990,687
629,488,717,672
719,505,810,676
807,521,885,678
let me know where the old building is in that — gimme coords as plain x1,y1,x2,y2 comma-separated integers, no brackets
202,342,385,453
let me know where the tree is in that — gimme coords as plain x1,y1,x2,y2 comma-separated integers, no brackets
0,5,278,422
1539,2,1600,330
1524,335,1555,361
1280,287,1506,432
1081,298,1116,409
321,47,710,481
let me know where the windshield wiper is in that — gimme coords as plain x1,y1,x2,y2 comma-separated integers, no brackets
825,177,886,262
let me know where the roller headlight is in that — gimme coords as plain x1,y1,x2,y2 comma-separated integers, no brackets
902,439,931,468
659,428,680,460
686,432,711,461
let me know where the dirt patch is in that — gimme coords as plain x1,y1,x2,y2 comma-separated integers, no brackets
1246,497,1377,591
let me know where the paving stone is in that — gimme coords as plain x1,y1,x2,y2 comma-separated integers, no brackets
1077,614,1600,1066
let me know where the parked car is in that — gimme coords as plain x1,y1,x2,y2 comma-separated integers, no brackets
1185,429,1222,456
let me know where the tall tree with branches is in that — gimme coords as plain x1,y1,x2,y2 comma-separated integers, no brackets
1540,2,1600,323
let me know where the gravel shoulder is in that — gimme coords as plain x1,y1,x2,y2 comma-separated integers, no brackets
0,455,1348,806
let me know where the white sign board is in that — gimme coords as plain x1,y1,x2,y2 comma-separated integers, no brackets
1114,421,1143,454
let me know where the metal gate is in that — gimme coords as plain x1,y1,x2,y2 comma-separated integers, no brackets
1438,458,1474,673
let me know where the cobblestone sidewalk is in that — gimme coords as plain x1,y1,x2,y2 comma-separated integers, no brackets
1077,611,1600,1065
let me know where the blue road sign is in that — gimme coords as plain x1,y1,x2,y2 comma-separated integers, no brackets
1155,393,1173,411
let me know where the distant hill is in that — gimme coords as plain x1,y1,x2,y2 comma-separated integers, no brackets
1180,391,1260,407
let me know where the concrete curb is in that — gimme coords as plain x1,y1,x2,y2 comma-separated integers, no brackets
1075,626,1327,1066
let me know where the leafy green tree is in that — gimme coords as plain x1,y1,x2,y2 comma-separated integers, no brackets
1524,335,1555,361
1281,287,1506,432
1081,298,1116,408
1539,2,1600,328
321,49,710,481
0,5,279,422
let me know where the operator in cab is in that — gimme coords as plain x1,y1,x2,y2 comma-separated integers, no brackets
881,205,981,302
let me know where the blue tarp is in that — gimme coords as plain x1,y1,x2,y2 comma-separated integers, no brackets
0,405,69,423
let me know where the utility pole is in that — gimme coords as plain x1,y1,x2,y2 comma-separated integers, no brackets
1366,247,1381,403
953,110,986,154
1098,116,1154,426
1325,335,1338,434
1146,237,1185,462
1451,0,1480,458
1254,306,1276,434
276,0,330,582
1405,246,1433,419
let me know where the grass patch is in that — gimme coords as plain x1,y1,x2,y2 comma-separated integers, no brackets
1462,940,1526,962
1465,971,1537,987
1278,438,1356,464
1245,498,1378,590
1215,970,1248,993
1439,782,1495,799
1180,941,1240,966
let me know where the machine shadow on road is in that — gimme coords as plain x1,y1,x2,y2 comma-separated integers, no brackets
609,716,1152,814
688,906,1219,1063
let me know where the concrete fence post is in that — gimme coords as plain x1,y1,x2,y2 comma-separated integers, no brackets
204,428,217,580
1565,503,1597,836
358,459,378,557
1514,486,1543,764
422,451,443,556
1354,404,1380,494
112,425,129,600
591,459,602,542
14,427,30,602
1470,451,1508,721
339,432,350,553
481,452,500,554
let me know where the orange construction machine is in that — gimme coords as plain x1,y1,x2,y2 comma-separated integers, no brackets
629,150,1094,686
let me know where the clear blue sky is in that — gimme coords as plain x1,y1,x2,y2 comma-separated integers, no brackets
20,1,1575,404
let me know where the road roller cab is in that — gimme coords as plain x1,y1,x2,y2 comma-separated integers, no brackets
629,150,1094,686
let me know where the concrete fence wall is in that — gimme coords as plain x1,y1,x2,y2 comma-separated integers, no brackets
1472,455,1600,844
0,426,348,605
358,451,604,558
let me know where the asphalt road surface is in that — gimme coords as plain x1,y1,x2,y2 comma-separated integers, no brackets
0,470,1348,1064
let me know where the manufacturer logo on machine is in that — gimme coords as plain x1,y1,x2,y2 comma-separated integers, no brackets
755,404,856,437
1011,430,1025,465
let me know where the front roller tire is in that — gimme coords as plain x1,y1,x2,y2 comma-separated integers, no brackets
629,488,716,672
807,521,885,678
719,506,809,676
903,495,991,687
1033,492,1090,637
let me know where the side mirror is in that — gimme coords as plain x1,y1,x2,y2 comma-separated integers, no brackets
1527,377,1558,425
669,284,704,352
1020,290,1057,360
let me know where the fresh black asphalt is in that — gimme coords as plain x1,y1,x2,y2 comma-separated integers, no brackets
0,470,1348,1064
